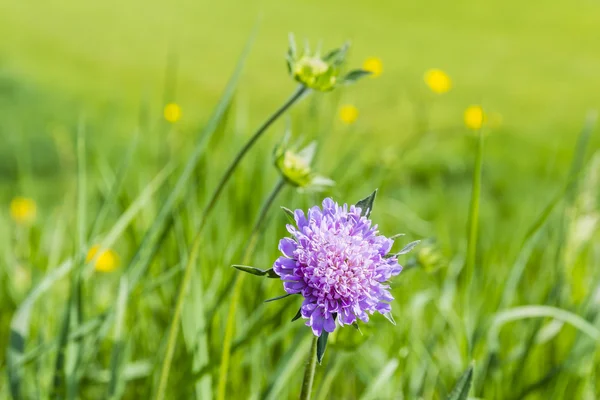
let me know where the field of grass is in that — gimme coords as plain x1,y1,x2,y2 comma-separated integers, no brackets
1,0,600,399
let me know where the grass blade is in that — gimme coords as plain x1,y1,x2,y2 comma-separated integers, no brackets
488,305,600,352
445,362,474,400
462,129,484,293
152,29,257,400
6,163,173,398
107,278,129,400
263,334,312,400
360,358,399,400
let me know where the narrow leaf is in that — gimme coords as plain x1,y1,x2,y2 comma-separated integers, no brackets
343,69,372,84
264,293,293,303
446,363,474,400
232,265,278,278
288,32,297,58
281,207,296,224
356,189,378,218
396,240,421,255
316,332,329,365
316,313,336,364
291,308,302,322
383,312,396,326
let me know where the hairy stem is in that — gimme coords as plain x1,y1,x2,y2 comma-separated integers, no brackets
300,335,319,400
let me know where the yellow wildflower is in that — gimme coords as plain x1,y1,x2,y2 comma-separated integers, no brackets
424,69,452,94
10,197,37,224
339,105,359,124
362,57,383,78
464,105,486,130
86,245,119,273
164,103,182,123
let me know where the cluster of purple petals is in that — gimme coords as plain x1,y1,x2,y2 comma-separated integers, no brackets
273,198,402,336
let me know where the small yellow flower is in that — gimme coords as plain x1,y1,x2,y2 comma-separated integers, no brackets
339,104,359,124
424,69,452,94
86,245,119,273
362,57,383,78
164,103,182,123
464,105,486,130
10,197,37,224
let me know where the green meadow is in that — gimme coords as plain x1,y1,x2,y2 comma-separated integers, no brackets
1,0,600,398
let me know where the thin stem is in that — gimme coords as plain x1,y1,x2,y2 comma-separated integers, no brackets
154,89,304,400
216,179,286,400
199,85,307,232
300,335,319,400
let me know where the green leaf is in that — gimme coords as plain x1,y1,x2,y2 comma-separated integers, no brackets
281,207,296,224
343,69,372,84
316,313,336,364
264,293,294,303
324,41,350,66
291,308,302,322
288,32,297,59
356,189,378,218
389,233,405,240
446,363,474,400
396,240,421,255
383,312,396,326
232,265,278,278
316,332,329,365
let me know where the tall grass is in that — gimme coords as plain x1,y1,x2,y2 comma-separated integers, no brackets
1,33,599,400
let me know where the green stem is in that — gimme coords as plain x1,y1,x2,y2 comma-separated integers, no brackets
216,179,286,400
154,86,306,400
199,85,307,231
300,336,319,400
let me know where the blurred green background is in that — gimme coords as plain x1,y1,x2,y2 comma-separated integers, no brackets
1,0,600,399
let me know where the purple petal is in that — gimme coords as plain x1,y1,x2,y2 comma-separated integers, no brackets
308,307,325,336
273,257,296,277
375,302,391,314
278,238,297,258
339,308,356,326
323,314,336,333
284,281,305,294
294,209,307,230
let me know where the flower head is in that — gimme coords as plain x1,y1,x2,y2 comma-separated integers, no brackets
339,104,359,125
273,197,403,336
10,197,37,225
164,103,182,123
362,57,383,78
424,69,452,94
464,105,486,130
86,245,119,273
274,136,334,192
287,34,371,91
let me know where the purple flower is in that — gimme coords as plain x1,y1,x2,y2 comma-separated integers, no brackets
273,197,402,336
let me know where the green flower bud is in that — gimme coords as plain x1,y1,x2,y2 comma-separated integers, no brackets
415,240,447,273
286,33,371,92
274,134,334,192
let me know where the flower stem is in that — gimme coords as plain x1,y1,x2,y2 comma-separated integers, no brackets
199,85,307,231
153,86,307,400
300,335,319,400
216,179,286,400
